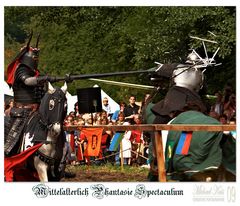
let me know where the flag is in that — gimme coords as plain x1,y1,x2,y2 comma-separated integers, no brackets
4,143,43,181
109,132,124,151
82,128,103,157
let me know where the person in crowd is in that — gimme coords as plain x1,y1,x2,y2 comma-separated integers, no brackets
211,91,224,116
100,111,108,120
123,95,140,124
219,114,228,125
133,114,142,125
98,118,112,162
63,113,76,165
223,93,236,123
139,93,152,114
74,118,86,165
4,99,14,116
101,116,113,138
112,111,125,165
69,111,76,119
121,122,132,165
85,116,93,126
94,118,102,125
131,115,146,165
64,115,74,126
112,101,126,123
76,117,85,126
74,102,80,117
222,83,234,105
101,117,109,125
73,119,78,126
102,97,112,119
115,112,125,125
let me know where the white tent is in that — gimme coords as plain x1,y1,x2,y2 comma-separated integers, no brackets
66,84,120,114
65,91,78,113
4,81,14,104
3,81,119,114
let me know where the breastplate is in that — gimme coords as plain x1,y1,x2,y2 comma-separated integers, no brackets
13,66,45,104
13,82,44,104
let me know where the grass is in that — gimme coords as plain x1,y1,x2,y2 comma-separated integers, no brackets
62,163,150,182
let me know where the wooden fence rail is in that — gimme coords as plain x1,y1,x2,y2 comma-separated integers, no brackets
64,124,236,182
64,124,236,132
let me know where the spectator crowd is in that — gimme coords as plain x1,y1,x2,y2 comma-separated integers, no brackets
4,83,236,167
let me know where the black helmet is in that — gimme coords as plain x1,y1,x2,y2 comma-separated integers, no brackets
20,46,40,70
6,31,41,86
19,31,40,70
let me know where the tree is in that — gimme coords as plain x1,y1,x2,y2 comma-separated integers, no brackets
4,6,236,100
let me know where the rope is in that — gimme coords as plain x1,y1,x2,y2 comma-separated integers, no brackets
80,148,148,164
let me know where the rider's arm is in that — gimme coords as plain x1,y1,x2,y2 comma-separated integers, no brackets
14,66,38,85
23,76,38,86
15,66,56,86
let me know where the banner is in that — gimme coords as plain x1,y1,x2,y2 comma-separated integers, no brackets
82,128,103,157
109,132,124,151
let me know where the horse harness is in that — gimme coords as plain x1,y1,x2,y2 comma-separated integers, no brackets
32,90,67,168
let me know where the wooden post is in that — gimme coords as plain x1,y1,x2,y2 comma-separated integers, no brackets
154,131,167,182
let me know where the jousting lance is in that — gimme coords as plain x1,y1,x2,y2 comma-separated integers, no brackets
53,68,158,83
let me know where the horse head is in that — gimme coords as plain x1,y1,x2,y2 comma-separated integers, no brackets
38,82,68,137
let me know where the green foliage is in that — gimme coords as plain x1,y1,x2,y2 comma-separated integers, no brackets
4,6,236,101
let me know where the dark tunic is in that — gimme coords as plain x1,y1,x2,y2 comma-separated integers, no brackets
151,86,207,124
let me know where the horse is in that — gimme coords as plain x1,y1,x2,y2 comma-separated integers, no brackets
5,82,68,182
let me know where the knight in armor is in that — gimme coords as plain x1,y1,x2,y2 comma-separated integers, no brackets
4,32,55,156
152,52,207,123
146,52,208,181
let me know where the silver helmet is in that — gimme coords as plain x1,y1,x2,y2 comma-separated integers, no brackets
172,66,204,92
